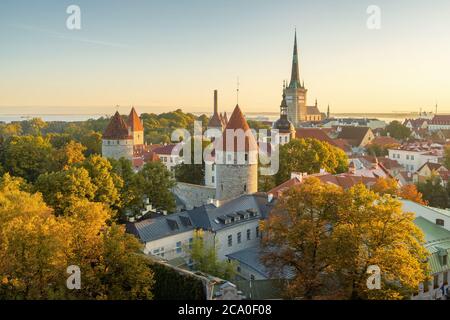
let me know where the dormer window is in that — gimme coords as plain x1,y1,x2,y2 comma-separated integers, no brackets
436,219,445,227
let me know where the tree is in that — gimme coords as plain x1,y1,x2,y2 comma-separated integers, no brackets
34,167,97,215
444,146,450,170
80,155,122,209
334,184,428,300
187,230,237,281
21,118,47,136
261,178,429,300
371,178,399,196
53,140,86,170
63,200,154,300
417,176,449,209
275,138,348,185
399,184,427,205
261,177,345,299
110,157,146,216
138,162,176,212
3,135,54,182
383,121,411,140
0,123,22,139
0,174,154,300
0,174,69,299
366,144,388,157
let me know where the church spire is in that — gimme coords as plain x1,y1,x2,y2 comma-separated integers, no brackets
289,30,301,89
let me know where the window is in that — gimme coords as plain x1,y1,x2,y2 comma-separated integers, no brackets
423,281,429,292
256,226,260,238
176,241,182,254
247,229,251,240
237,266,241,273
245,153,248,162
228,235,232,247
212,176,215,183
244,184,247,192
227,154,232,162
436,219,445,227
406,155,410,160
117,140,120,144
434,275,439,289
411,155,415,160
443,255,448,266
189,238,193,249
250,275,255,281
237,232,242,244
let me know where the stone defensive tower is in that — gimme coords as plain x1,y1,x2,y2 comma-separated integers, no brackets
102,111,134,160
214,105,258,201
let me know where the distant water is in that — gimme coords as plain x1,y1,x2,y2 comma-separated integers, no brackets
0,107,421,124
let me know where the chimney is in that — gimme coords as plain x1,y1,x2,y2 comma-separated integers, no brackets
291,172,305,181
214,90,218,115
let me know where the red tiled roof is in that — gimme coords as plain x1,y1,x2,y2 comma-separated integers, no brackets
337,126,372,147
295,128,349,152
103,111,132,140
431,115,450,125
370,136,400,147
376,157,402,170
215,105,258,152
128,107,144,132
417,162,447,172
208,112,224,128
268,173,379,199
153,144,177,155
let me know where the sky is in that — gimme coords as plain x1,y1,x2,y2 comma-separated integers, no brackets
1,0,450,115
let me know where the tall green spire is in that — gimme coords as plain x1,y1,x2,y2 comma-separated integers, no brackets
289,30,301,89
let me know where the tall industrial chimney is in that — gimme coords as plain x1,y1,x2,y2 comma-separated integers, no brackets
214,90,218,115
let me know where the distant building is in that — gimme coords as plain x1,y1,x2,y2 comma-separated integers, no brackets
285,31,323,125
322,118,386,130
388,144,442,173
336,126,375,149
152,144,182,172
102,107,158,170
429,115,450,132
414,162,449,185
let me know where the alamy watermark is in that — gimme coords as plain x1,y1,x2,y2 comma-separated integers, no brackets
66,5,81,30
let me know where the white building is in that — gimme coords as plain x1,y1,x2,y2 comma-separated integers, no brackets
126,193,271,266
153,144,183,172
388,147,440,173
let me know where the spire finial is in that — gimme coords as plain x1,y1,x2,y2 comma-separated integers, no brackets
236,77,240,105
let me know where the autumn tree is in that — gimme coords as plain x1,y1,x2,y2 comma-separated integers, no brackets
261,178,345,299
187,230,237,281
399,184,427,205
371,178,399,196
63,200,154,300
174,138,208,185
275,138,348,185
0,174,154,300
0,174,69,299
333,184,429,300
79,155,122,208
53,140,86,170
262,178,429,300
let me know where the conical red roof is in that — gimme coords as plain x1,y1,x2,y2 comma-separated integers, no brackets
103,111,132,140
128,107,144,131
216,105,258,152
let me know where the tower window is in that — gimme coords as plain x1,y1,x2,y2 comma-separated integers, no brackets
245,153,248,162
244,184,247,192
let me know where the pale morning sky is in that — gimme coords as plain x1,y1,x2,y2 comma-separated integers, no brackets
1,0,450,115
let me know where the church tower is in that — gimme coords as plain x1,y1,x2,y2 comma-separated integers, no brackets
285,30,308,126
273,85,296,145
215,105,258,201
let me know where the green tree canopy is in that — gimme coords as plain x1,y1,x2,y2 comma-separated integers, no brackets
275,138,348,185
